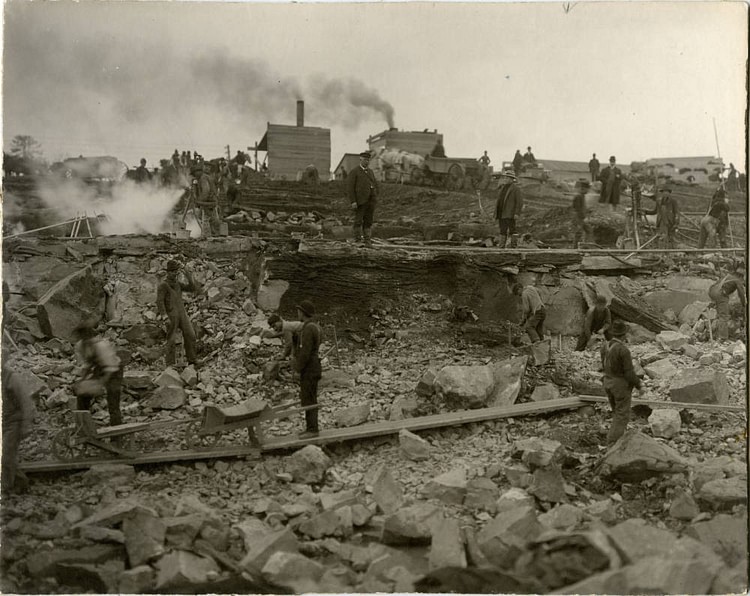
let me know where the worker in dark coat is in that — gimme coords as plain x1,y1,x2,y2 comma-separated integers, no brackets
575,294,612,351
523,147,536,164
494,171,523,248
72,321,124,426
134,158,152,184
294,300,322,438
347,151,379,246
156,260,201,367
513,282,546,343
699,190,729,248
598,155,624,210
600,320,644,444
571,180,592,247
588,153,600,183
708,263,746,340
430,139,446,158
655,187,680,248
512,150,524,176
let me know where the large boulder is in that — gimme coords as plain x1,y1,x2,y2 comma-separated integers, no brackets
643,358,678,380
512,437,565,469
476,505,542,568
693,456,747,491
544,286,586,336
648,409,681,438
685,513,748,567
399,429,431,461
36,266,104,340
598,431,689,482
697,477,747,510
286,445,331,484
434,356,527,409
669,369,730,404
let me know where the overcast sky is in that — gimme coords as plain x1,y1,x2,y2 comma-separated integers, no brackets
2,1,748,171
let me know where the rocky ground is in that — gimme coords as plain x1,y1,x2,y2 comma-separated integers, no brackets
1,239,747,593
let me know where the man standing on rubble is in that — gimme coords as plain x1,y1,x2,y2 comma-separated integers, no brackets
588,153,600,183
699,190,730,248
655,187,680,249
156,260,201,368
708,263,746,340
598,156,624,211
295,300,321,438
495,171,523,248
347,151,379,246
572,180,592,247
72,320,124,426
576,294,612,351
600,320,644,444
513,281,546,343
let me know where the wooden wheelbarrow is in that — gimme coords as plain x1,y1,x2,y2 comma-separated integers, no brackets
51,399,319,461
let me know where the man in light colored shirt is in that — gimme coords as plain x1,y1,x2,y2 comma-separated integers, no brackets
513,282,546,343
265,314,305,365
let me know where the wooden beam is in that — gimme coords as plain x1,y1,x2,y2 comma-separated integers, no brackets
578,394,745,413
19,398,585,473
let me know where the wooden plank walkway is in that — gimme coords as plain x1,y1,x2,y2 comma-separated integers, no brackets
19,398,585,473
578,395,746,413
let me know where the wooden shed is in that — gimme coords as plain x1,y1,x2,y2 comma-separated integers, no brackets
367,129,443,156
334,153,361,181
257,101,331,181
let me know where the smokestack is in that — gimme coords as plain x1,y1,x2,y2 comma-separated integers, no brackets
297,100,304,127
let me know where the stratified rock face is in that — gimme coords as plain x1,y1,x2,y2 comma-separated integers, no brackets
37,266,104,340
669,369,730,404
598,431,689,482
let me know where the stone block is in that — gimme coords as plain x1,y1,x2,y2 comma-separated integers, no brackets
423,468,468,505
155,550,220,590
399,429,431,461
123,510,165,567
476,506,542,568
644,358,678,380
599,430,689,482
334,403,370,427
370,465,405,514
415,368,438,397
381,503,442,545
119,565,155,593
286,445,331,484
144,385,186,410
656,330,689,351
261,551,325,593
429,518,466,570
669,369,730,405
697,477,747,510
529,383,560,402
37,266,104,340
239,528,299,572
648,409,681,438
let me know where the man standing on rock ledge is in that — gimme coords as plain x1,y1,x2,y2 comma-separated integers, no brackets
495,171,523,248
295,300,322,439
156,260,201,368
600,320,644,444
347,151,379,246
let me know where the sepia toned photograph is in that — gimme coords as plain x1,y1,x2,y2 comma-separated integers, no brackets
1,0,748,593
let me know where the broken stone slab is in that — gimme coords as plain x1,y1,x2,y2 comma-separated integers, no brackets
530,339,551,366
73,499,158,529
319,489,358,511
415,368,438,397
37,265,104,340
656,330,690,351
422,468,468,505
669,369,730,405
233,518,273,552
261,551,325,593
696,476,747,510
598,430,689,482
26,544,124,577
463,477,499,512
119,564,155,593
298,510,348,539
530,383,560,402
154,367,184,388
380,503,442,545
239,527,299,572
678,301,710,326
606,518,679,563
399,429,431,461
370,465,405,514
161,515,204,549
389,395,419,421
527,465,567,503
476,505,542,568
693,456,747,491
538,503,585,531
428,517,466,570
256,280,289,311
122,371,153,390
334,403,370,427
643,358,678,380
495,487,536,513
79,525,126,544
155,549,220,590
286,445,331,484
82,463,136,487
669,489,700,521
513,437,565,470
685,513,748,567
648,409,682,438
180,365,199,387
123,509,166,567
144,385,186,410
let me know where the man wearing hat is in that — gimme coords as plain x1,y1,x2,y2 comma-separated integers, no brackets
699,189,730,248
598,156,624,211
156,260,201,368
495,171,523,248
655,187,680,248
708,262,746,340
347,151,380,246
294,300,322,438
600,319,644,444
588,153,600,183
72,320,124,427
571,179,592,247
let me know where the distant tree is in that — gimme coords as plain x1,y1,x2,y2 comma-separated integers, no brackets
10,135,43,161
